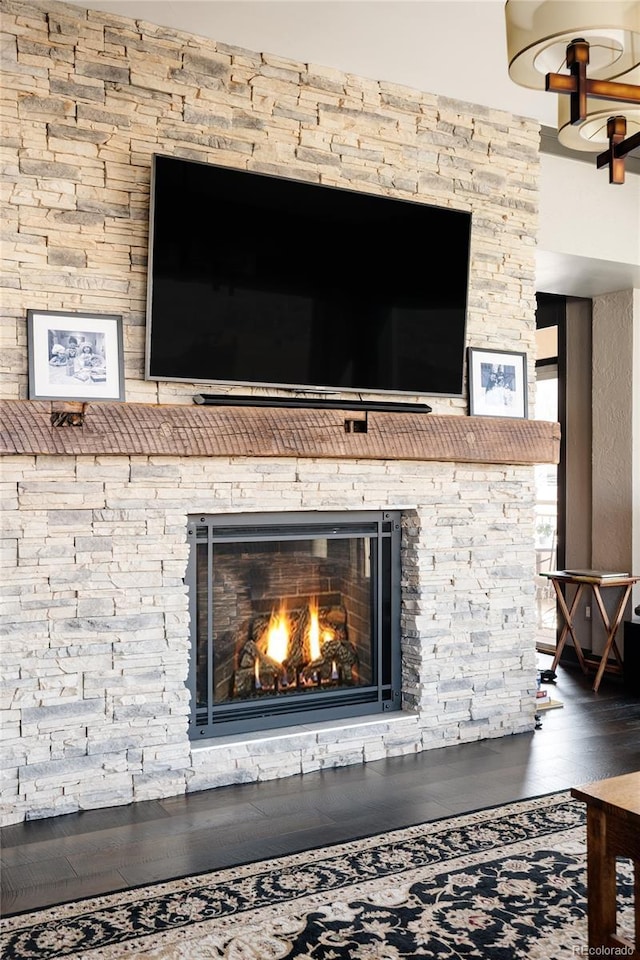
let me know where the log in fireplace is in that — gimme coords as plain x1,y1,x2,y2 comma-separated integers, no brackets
186,511,401,738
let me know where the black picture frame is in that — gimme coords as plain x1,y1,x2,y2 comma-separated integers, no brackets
27,310,125,402
467,347,528,418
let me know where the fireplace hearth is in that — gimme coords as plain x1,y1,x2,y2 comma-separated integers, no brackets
186,511,401,738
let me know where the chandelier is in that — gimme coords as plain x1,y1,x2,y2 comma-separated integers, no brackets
505,1,640,183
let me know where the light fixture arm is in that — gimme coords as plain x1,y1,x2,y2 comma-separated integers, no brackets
596,119,640,183
545,73,640,113
544,39,640,183
565,38,589,124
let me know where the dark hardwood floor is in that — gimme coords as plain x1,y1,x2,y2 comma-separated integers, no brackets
2,655,639,917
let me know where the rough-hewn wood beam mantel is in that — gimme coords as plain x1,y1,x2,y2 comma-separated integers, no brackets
0,400,560,465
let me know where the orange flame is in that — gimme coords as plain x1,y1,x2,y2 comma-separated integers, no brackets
266,608,289,663
308,600,334,660
308,600,321,661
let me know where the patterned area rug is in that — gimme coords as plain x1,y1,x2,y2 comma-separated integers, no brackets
1,792,635,959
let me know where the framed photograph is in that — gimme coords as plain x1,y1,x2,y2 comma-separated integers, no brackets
467,347,527,418
27,310,125,402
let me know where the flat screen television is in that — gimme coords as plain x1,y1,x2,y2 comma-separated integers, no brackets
146,154,472,396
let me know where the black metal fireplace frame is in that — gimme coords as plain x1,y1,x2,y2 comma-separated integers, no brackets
186,510,402,739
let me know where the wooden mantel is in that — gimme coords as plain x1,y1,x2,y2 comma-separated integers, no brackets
0,400,560,465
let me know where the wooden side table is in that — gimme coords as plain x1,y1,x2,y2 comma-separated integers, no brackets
541,571,640,693
571,771,640,959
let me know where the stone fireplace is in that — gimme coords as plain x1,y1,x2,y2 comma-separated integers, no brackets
1,401,558,823
1,0,555,826
187,510,401,738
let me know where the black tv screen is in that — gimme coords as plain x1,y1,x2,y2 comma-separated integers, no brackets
146,155,471,396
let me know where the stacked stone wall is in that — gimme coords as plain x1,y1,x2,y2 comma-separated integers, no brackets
3,455,537,821
1,0,539,408
0,0,540,824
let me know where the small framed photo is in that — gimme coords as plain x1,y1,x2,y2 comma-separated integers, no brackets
27,310,125,402
467,347,527,418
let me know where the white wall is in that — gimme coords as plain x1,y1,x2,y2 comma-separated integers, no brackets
591,289,639,649
536,154,640,298
537,155,640,649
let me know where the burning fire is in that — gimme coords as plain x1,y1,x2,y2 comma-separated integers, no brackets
241,599,357,697
265,608,290,664
264,601,334,666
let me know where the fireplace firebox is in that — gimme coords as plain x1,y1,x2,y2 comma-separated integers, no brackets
186,511,401,738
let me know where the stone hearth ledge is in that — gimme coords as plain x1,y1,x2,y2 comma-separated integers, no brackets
189,713,423,791
0,400,560,465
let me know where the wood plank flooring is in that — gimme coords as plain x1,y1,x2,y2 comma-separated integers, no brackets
2,656,639,917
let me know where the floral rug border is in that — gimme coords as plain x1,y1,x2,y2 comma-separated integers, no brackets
0,792,593,959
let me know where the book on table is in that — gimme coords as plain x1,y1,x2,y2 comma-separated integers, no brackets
545,569,631,582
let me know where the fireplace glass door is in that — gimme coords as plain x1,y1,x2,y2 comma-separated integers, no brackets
186,511,401,738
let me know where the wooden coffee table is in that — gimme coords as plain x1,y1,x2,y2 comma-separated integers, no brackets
571,771,640,959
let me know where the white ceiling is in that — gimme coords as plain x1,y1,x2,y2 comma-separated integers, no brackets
67,0,640,296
